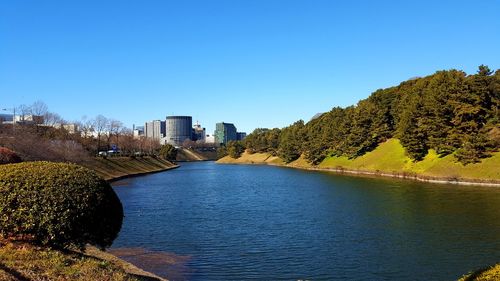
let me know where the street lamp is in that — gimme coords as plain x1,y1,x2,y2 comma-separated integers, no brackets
1,107,16,134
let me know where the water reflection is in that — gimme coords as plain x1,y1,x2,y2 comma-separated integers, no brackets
109,248,191,280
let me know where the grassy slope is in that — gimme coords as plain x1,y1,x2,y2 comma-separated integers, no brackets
218,152,284,165
0,240,165,281
319,139,500,181
218,139,500,182
84,157,177,181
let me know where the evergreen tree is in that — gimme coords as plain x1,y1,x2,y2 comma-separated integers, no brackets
242,65,499,165
227,141,245,158
278,120,305,163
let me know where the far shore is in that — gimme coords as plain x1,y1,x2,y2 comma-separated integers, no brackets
287,164,500,187
217,151,500,187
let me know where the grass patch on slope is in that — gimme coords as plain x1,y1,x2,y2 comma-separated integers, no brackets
218,138,500,181
288,154,314,168
218,152,273,164
319,139,409,172
319,139,500,181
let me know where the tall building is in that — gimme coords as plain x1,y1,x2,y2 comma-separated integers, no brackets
214,122,237,145
192,121,206,142
133,125,144,138
15,114,44,124
144,120,166,141
237,132,247,141
0,114,13,124
166,116,192,146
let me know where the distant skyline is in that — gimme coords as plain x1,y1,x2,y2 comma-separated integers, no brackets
1,0,499,134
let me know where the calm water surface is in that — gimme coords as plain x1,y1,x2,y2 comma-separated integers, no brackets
112,162,500,281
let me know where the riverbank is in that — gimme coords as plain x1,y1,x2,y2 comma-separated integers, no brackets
458,263,500,280
217,139,500,187
0,238,167,281
84,156,179,181
0,157,176,280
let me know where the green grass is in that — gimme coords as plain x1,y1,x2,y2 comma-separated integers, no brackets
218,139,500,182
319,139,409,172
288,155,314,168
318,139,500,181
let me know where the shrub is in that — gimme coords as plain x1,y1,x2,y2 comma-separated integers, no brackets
216,146,228,159
0,161,123,249
0,147,22,164
159,144,177,160
227,141,245,159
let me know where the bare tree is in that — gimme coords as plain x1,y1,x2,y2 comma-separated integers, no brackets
116,129,136,155
30,101,48,115
78,116,94,138
43,112,64,127
137,136,161,155
182,139,196,149
16,101,50,125
91,115,109,153
16,104,31,122
106,119,123,148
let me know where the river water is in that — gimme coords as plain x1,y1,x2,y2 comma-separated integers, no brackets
111,161,500,281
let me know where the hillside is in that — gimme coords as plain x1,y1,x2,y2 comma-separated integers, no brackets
240,67,499,169
217,151,283,165
319,139,500,182
218,138,500,184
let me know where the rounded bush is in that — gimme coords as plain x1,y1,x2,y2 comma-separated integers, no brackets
0,161,123,249
0,147,22,164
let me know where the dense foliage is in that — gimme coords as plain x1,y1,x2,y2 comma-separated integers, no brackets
159,144,177,160
0,162,123,249
243,128,281,155
227,140,245,158
243,66,500,165
216,146,228,159
0,147,22,164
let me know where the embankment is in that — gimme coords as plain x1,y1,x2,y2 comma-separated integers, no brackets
84,156,178,181
217,139,500,186
176,148,217,161
0,239,167,281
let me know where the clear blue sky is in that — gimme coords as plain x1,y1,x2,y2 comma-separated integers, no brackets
1,0,499,134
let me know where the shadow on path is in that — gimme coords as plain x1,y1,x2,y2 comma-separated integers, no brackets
0,261,32,281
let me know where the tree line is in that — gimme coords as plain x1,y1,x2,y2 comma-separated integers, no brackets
231,65,500,165
0,101,163,163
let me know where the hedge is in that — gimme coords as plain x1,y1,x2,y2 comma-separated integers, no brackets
0,161,123,249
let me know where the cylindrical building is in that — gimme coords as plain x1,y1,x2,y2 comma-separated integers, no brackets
165,116,192,146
